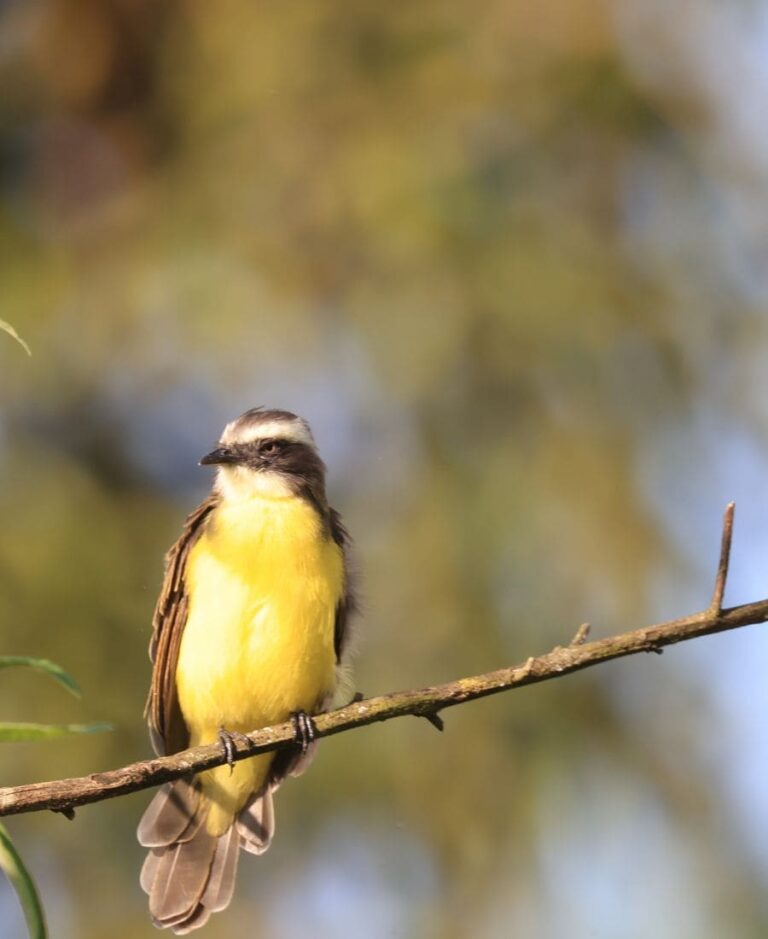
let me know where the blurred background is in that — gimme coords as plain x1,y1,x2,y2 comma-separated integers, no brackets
1,1,768,936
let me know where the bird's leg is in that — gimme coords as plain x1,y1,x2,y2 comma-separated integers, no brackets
290,711,317,755
217,728,252,775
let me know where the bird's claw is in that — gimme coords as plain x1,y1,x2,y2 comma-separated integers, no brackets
290,711,317,755
218,728,251,775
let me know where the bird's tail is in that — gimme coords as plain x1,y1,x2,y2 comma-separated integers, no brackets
138,776,275,934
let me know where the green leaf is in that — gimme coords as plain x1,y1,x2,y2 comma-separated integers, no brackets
0,657,81,698
0,722,112,743
0,320,31,356
0,822,47,939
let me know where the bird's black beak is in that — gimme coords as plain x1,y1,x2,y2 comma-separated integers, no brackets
199,447,238,466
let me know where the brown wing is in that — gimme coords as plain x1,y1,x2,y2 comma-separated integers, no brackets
330,507,356,663
145,495,218,755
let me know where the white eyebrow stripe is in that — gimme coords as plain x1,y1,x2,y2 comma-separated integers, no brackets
221,419,314,447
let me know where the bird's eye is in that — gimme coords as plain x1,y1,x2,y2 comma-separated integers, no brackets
260,439,280,456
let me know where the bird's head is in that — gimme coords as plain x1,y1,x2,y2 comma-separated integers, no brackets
200,408,325,502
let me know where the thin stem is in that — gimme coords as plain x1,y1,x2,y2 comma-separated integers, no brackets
0,599,765,818
0,505,759,821
711,502,735,614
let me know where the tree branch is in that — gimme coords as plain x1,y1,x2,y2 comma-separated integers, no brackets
0,504,763,820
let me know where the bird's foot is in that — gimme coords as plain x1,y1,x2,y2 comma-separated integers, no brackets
218,728,252,775
290,711,317,755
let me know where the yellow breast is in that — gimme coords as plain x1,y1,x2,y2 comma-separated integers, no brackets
175,490,343,834
177,493,343,741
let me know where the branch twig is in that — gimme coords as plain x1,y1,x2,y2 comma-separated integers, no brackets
710,502,735,614
0,504,760,820
571,623,591,646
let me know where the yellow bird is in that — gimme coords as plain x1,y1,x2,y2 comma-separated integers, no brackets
138,408,355,933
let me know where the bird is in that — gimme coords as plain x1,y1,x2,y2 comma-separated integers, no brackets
138,408,355,933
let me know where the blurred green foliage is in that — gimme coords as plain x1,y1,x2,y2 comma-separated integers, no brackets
0,656,109,939
0,1,767,938
0,821,46,939
0,323,31,357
